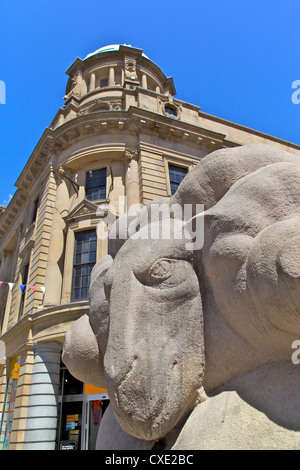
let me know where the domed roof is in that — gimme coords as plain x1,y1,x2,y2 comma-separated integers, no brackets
84,44,149,60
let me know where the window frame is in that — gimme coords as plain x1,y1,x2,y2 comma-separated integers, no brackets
71,229,97,302
18,263,29,320
31,197,39,223
163,156,195,197
168,164,188,196
85,167,107,202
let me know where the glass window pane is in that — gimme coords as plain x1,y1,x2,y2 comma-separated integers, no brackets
72,229,97,301
86,168,106,201
170,183,177,195
99,188,106,199
80,252,88,264
89,240,97,251
81,287,88,299
90,231,97,240
73,289,80,301
82,240,90,252
169,165,187,195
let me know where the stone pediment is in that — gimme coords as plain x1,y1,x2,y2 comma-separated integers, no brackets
64,199,103,223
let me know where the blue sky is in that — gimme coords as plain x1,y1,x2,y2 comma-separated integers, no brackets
0,0,299,206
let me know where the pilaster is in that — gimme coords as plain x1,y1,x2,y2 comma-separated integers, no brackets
123,148,141,212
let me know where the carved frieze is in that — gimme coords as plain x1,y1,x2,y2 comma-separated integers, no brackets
124,58,137,80
77,98,123,116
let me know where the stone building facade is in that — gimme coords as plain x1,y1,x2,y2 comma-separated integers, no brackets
0,44,299,450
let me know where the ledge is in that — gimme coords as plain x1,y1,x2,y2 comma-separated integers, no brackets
0,301,89,357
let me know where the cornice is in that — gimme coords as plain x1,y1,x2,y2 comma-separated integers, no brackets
0,301,89,356
15,131,59,190
0,189,28,241
127,106,227,148
198,110,300,151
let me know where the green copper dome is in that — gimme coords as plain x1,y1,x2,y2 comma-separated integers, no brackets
84,44,149,60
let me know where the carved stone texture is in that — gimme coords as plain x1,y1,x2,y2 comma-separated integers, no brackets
78,99,123,116
124,148,138,166
157,96,182,120
63,144,300,450
124,58,137,80
64,73,82,101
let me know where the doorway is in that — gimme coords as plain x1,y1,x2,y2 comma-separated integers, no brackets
82,396,109,450
57,365,109,450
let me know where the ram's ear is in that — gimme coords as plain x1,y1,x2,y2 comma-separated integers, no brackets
277,235,300,282
62,313,105,388
246,217,300,342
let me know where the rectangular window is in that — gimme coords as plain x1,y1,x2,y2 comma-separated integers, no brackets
85,168,106,202
32,198,39,223
18,264,29,320
168,164,188,195
72,230,97,301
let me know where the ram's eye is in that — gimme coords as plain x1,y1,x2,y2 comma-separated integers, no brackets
149,259,172,281
134,258,174,286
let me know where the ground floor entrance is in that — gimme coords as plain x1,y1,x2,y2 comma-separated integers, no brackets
57,365,109,450
0,351,110,450
57,395,109,450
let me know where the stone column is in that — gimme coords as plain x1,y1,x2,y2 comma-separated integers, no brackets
44,166,69,306
89,73,96,92
124,149,140,212
0,250,12,279
142,74,147,89
23,341,61,450
108,67,115,87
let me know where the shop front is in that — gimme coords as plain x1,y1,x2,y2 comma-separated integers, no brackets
0,355,21,450
57,365,109,450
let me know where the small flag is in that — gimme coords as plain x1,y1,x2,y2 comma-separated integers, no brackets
30,286,35,293
20,284,26,292
0,282,2,287
8,283,14,290
40,286,46,294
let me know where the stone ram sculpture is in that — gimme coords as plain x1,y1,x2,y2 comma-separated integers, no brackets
62,144,300,449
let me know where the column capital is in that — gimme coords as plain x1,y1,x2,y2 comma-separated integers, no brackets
1,248,12,258
124,148,139,166
57,165,65,181
0,248,12,264
17,222,24,235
